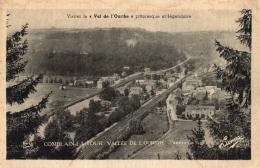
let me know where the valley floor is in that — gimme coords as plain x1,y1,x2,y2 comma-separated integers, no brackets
131,120,197,159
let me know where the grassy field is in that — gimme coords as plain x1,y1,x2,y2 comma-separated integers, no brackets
7,83,100,113
132,120,197,159
108,110,169,159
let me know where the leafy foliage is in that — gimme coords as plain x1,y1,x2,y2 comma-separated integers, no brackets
25,28,187,76
236,9,252,49
187,118,208,159
7,75,42,105
75,108,102,142
88,99,102,113
214,9,251,107
187,9,251,160
28,119,76,159
6,23,29,81
214,41,250,106
100,87,117,101
6,20,50,159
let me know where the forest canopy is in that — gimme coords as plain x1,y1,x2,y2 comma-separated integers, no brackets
25,28,188,76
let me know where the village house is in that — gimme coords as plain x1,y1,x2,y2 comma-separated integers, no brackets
165,71,173,78
205,85,218,92
182,76,202,92
135,79,146,85
86,80,94,86
211,90,230,101
123,66,130,71
97,79,104,89
205,86,221,99
101,73,120,83
121,71,127,77
165,71,181,78
187,77,202,87
144,67,151,74
98,73,120,88
192,87,207,100
167,77,178,88
136,79,156,93
182,82,195,92
183,96,190,105
42,75,76,85
159,78,167,88
74,79,94,87
184,105,215,119
143,80,156,93
116,87,126,95
129,86,143,96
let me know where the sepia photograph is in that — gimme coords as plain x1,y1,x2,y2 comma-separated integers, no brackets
5,8,251,160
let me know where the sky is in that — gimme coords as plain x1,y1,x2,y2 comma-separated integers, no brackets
7,9,241,33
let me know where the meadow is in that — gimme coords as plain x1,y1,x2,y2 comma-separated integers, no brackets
7,83,100,114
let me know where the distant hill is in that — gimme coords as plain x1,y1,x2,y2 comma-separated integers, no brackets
23,28,243,76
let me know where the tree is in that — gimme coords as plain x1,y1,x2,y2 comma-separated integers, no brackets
203,91,209,101
102,81,110,88
44,120,63,141
130,95,141,110
176,104,185,115
174,150,182,160
118,96,134,115
88,99,101,113
124,88,129,97
214,9,251,107
40,119,75,159
56,110,74,131
188,96,199,105
108,109,123,123
6,20,51,159
75,107,102,142
187,118,211,159
100,86,117,101
151,88,155,96
188,9,252,160
212,9,251,158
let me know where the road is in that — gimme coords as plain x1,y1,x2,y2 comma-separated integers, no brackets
129,92,176,159
66,58,190,110
45,58,191,118
76,77,187,159
64,72,143,110
129,92,194,159
149,58,191,75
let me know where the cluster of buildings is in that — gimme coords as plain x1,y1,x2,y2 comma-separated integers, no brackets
185,82,229,119
184,105,215,119
40,73,122,89
164,72,230,120
97,73,120,89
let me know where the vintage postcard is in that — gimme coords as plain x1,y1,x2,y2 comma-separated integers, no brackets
0,0,260,168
